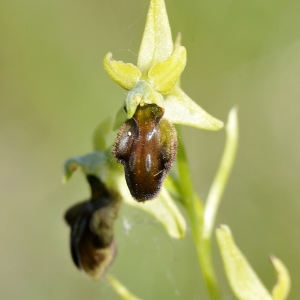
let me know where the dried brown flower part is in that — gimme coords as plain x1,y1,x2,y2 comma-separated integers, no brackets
64,175,120,279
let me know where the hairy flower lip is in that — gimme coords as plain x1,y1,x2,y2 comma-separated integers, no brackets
112,104,177,202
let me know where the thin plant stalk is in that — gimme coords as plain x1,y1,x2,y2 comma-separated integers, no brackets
176,133,220,300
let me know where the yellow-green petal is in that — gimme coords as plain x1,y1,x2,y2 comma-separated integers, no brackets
103,52,141,90
216,225,272,300
148,43,187,94
271,256,291,300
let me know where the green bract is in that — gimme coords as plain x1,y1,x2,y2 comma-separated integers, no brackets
216,225,290,300
271,256,291,300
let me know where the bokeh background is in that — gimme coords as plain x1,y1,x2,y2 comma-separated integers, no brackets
1,0,299,299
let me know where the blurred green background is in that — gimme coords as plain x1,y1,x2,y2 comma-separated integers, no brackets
1,0,299,299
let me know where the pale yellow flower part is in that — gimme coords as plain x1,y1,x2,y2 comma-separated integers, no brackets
103,53,141,90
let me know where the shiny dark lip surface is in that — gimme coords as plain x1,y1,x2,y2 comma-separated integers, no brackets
113,104,177,201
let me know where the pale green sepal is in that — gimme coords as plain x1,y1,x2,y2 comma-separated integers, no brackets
63,152,109,182
164,87,224,130
93,118,113,151
203,107,238,239
137,0,173,74
106,275,142,300
271,256,291,300
148,44,186,94
116,175,186,239
103,52,141,90
216,225,272,300
125,80,164,118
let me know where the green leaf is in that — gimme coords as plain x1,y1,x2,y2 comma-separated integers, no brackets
271,255,291,300
203,107,238,239
216,225,272,300
164,87,224,130
103,52,141,90
106,275,142,300
137,0,173,74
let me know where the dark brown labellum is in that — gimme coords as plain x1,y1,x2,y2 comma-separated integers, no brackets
64,175,120,279
113,104,177,201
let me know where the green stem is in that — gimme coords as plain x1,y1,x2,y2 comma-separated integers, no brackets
176,132,220,300
187,198,220,300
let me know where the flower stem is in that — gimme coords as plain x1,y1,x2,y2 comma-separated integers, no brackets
187,198,220,300
176,132,220,299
